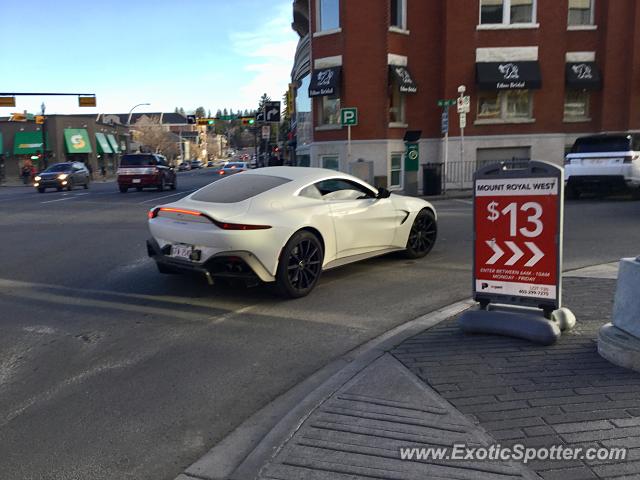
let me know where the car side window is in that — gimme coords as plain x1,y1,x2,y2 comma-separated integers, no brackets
314,179,375,200
299,184,323,199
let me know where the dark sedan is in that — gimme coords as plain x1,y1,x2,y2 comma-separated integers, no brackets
34,162,90,193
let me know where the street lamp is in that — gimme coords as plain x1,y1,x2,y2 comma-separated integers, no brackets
127,103,150,125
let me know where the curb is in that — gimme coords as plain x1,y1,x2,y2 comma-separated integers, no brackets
177,299,473,480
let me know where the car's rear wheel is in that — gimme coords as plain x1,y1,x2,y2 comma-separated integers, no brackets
37,187,45,193
158,178,165,192
119,185,128,193
404,209,437,259
136,186,143,192
170,177,177,190
276,231,323,298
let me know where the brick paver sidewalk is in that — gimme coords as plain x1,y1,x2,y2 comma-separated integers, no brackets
393,277,640,479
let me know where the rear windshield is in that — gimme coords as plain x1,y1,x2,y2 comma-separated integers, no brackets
120,154,157,166
224,162,245,168
44,163,72,173
191,174,291,203
571,136,633,154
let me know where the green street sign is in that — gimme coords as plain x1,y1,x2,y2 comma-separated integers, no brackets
217,115,236,120
437,99,456,107
405,142,419,172
340,107,358,126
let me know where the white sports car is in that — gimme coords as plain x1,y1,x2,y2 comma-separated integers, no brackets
147,167,437,297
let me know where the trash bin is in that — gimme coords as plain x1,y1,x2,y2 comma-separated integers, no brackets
422,162,443,196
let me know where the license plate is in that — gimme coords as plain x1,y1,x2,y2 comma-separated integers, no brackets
171,244,193,260
584,159,610,165
132,178,141,184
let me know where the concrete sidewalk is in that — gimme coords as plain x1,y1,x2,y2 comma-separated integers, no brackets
177,263,640,480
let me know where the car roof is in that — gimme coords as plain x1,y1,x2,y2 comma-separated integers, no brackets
243,166,371,185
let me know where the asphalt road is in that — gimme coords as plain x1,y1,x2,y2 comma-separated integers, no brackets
0,169,638,479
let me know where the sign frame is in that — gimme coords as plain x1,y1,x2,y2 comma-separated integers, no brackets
264,101,281,123
472,160,564,313
340,107,358,126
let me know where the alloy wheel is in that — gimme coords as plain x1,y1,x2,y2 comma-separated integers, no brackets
286,238,322,292
408,211,437,255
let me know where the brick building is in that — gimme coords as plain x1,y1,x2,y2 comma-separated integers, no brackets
290,0,640,191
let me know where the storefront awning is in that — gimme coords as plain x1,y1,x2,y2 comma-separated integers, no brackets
64,128,92,154
566,62,602,90
308,66,341,97
95,133,113,154
476,61,542,90
13,131,44,155
389,66,418,93
106,134,120,153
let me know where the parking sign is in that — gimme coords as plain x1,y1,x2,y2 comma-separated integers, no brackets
473,161,564,311
340,108,358,126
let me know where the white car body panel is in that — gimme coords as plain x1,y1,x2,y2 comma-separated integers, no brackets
148,167,436,282
565,151,640,187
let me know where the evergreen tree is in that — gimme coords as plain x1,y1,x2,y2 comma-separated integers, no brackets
195,106,206,118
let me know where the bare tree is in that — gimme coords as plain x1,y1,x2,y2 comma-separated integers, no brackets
133,116,180,160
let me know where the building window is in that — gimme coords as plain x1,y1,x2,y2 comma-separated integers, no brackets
564,90,590,120
318,0,340,31
568,0,594,26
477,90,533,121
319,95,341,125
390,0,406,29
480,0,536,25
388,75,406,124
321,155,339,170
390,153,403,188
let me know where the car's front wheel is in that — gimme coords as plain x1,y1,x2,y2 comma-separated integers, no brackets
404,209,437,259
119,185,128,193
276,230,324,298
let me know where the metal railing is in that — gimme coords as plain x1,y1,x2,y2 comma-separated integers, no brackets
443,158,531,190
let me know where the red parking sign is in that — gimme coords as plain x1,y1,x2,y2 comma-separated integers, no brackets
474,165,563,310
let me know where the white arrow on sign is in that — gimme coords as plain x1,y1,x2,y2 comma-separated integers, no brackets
485,239,504,265
524,242,544,267
266,108,279,121
504,241,524,266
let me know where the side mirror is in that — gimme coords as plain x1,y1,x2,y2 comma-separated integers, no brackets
376,187,391,199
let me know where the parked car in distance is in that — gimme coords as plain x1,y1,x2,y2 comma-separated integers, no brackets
117,153,177,193
34,162,90,193
178,162,191,171
565,133,640,198
191,160,204,169
206,161,215,168
218,162,248,175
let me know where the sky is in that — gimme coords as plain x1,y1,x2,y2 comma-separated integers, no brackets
0,0,299,116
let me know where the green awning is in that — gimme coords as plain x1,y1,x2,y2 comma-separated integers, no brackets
106,134,119,153
95,133,113,154
13,131,44,155
64,128,92,154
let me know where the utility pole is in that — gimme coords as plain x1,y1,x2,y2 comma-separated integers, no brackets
40,102,48,169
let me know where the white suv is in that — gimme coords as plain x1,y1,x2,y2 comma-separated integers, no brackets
564,133,640,199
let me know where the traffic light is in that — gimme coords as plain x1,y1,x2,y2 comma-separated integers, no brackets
35,115,45,124
241,117,255,126
187,115,196,124
197,118,215,126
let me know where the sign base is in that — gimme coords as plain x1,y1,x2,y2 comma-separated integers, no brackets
459,304,575,345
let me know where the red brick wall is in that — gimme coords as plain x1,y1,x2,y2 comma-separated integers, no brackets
305,0,640,145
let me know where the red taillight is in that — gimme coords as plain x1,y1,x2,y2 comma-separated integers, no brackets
219,170,225,175
158,207,203,217
213,220,271,230
148,208,157,219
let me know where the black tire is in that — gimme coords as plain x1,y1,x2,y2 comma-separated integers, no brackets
631,187,640,201
404,209,437,259
170,177,177,190
66,180,74,191
56,187,62,192
37,187,45,193
136,186,143,192
119,185,128,193
84,180,89,189
157,178,165,192
276,230,324,298
565,183,579,200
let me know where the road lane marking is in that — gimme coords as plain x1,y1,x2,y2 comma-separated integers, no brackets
453,199,473,205
40,196,76,204
137,189,198,205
